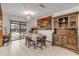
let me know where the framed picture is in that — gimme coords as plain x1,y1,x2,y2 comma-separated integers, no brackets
37,16,52,30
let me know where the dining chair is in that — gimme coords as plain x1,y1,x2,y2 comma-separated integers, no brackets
37,35,47,50
25,36,37,49
25,36,33,48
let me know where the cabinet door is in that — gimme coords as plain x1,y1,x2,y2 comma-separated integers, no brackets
62,34,68,47
69,15,77,28
55,35,63,46
67,34,77,50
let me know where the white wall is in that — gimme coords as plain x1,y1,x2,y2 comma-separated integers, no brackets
37,30,53,41
1,3,29,35
3,14,10,35
2,13,27,35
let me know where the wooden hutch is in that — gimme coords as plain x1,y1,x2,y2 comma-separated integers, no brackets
52,12,78,51
0,4,3,47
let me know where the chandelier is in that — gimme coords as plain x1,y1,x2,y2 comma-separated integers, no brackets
25,12,32,21
24,4,34,21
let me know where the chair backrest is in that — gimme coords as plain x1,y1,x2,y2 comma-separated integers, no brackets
43,35,47,39
25,36,31,41
40,35,47,40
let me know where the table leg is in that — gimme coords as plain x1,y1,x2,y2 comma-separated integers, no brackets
33,41,36,49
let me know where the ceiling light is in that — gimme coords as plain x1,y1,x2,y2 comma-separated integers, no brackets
23,4,35,21
25,13,32,21
25,11,35,21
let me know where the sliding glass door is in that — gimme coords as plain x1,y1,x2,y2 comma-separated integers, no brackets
20,22,27,39
10,20,27,41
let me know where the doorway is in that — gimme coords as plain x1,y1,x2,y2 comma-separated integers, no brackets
10,20,27,41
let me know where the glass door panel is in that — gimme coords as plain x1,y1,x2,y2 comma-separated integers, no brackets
20,22,27,39
10,21,20,41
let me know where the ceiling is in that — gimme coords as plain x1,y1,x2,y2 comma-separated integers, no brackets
1,3,79,19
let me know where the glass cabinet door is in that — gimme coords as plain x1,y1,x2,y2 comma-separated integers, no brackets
69,15,77,28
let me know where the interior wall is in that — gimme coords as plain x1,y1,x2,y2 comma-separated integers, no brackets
1,4,28,35
2,14,26,35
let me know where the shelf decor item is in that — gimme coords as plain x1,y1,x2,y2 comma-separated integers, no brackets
37,16,52,30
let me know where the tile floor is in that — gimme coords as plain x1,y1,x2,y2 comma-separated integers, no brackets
0,39,78,56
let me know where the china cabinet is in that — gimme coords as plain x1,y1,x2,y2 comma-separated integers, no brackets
52,13,78,51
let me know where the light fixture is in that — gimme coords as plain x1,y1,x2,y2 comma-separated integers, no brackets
22,4,35,21
25,12,32,21
23,4,34,21
25,11,34,21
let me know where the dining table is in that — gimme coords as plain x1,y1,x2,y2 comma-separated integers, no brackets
25,33,43,49
25,33,42,41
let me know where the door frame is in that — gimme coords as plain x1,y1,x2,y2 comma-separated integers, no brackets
10,20,27,41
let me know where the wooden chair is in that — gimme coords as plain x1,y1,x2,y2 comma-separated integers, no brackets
3,34,10,46
25,36,33,48
37,35,47,50
25,36,36,49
